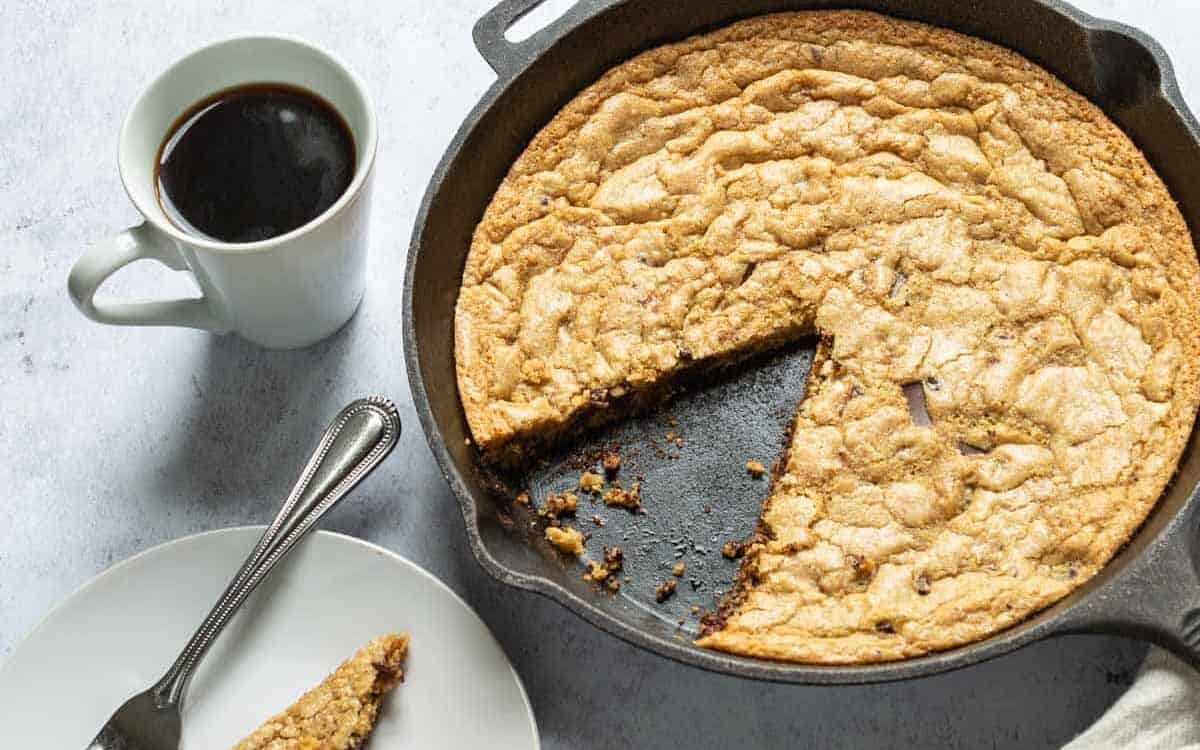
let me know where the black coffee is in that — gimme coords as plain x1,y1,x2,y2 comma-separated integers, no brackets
155,84,355,243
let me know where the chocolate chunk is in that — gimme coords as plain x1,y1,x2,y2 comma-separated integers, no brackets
655,579,678,603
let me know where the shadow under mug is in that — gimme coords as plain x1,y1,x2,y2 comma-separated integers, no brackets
68,34,377,350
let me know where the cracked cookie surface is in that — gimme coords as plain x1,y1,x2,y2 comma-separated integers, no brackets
455,10,1200,663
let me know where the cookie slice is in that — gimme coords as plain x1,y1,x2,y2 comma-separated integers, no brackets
231,633,408,750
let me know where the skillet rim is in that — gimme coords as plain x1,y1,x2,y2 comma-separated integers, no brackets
403,0,1200,684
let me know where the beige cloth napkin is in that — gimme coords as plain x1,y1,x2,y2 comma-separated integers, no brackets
1065,648,1200,749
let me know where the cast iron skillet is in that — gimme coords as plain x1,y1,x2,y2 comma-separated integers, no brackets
404,0,1200,683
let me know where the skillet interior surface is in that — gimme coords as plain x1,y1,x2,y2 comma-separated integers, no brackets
404,0,1200,682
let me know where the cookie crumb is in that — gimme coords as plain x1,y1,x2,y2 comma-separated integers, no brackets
545,526,584,556
603,481,641,509
579,471,604,493
584,560,610,583
514,490,530,506
721,541,745,560
592,515,605,527
602,452,621,475
583,547,626,589
672,561,685,577
540,492,578,519
745,460,767,476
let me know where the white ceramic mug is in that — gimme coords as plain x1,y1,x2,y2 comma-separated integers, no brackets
68,34,377,349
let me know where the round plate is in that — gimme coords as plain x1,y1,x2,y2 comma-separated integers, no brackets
0,527,540,748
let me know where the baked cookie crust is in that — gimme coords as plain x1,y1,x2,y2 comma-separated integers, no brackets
455,10,1200,663
231,634,408,749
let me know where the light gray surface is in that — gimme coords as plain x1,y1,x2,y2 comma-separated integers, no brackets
1,1,1196,747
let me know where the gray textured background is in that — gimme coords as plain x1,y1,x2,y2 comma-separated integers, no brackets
1,0,1195,747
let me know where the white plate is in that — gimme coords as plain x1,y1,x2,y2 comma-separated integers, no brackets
0,527,540,748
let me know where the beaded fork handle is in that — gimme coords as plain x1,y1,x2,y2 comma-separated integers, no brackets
151,397,401,708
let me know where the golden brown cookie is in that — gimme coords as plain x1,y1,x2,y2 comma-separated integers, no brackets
231,634,407,749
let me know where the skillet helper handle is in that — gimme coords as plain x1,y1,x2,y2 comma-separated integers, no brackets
1055,511,1200,673
473,0,582,78
151,397,402,708
67,222,229,332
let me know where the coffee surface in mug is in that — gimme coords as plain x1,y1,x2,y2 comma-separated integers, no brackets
155,83,355,243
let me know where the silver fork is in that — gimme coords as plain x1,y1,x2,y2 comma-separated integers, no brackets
85,396,401,750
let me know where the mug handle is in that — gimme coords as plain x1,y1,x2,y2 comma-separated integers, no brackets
68,222,229,331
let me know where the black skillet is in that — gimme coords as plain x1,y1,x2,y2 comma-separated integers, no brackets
403,0,1200,683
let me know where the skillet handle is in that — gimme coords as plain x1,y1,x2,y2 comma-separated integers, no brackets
1053,510,1200,673
473,0,585,79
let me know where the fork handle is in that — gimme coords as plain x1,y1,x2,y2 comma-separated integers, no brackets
152,397,402,708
